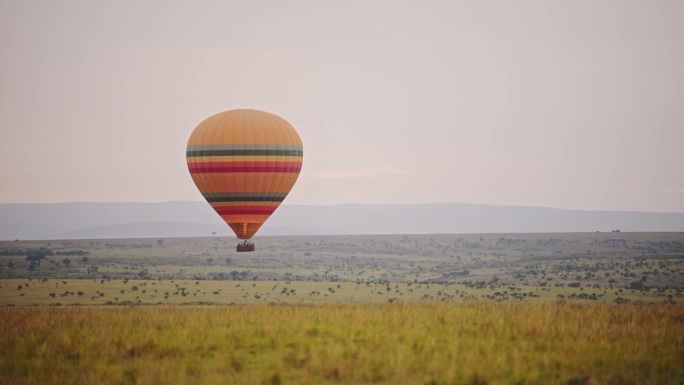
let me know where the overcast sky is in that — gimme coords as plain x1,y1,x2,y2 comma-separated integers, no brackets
1,1,682,212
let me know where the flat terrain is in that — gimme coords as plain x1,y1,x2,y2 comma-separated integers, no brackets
2,304,683,385
1,233,683,384
1,232,683,305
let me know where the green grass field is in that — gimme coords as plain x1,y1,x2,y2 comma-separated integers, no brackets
0,277,679,306
2,232,683,307
2,304,683,385
1,233,683,384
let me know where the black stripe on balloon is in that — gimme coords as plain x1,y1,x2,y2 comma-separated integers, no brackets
204,196,286,203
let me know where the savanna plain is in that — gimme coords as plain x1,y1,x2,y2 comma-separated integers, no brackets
1,233,683,384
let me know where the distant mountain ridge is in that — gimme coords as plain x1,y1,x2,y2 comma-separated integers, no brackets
0,201,683,240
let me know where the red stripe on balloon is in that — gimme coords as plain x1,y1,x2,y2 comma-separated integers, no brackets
188,162,302,173
214,207,278,215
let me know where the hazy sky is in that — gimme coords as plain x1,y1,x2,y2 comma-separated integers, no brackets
1,1,683,212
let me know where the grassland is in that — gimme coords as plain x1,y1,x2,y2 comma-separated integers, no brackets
1,233,683,384
1,232,683,306
2,304,683,385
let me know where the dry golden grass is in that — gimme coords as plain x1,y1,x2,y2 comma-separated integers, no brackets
2,303,682,385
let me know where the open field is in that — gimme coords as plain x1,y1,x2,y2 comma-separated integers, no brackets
1,233,683,384
2,304,683,385
2,232,683,306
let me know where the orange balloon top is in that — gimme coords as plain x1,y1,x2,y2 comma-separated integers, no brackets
187,109,303,239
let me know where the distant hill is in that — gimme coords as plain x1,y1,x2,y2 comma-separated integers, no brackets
0,201,683,240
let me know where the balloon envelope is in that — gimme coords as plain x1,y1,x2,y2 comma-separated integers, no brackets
186,109,303,239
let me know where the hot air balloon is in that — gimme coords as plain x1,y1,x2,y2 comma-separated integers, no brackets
186,109,303,252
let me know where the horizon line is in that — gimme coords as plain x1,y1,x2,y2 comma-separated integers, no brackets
0,200,683,214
